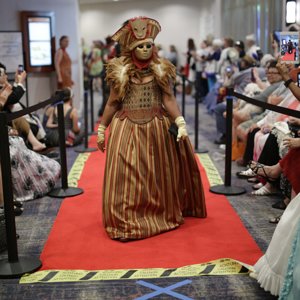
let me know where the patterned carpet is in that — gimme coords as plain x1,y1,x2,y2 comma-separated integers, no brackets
0,91,279,299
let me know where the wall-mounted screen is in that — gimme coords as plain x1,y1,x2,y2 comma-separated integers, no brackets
28,17,52,66
21,11,55,73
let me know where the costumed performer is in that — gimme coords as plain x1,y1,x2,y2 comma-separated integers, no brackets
97,16,207,242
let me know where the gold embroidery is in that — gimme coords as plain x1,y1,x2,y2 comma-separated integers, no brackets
116,80,165,124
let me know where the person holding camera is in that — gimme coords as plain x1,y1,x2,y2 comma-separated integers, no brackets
0,62,47,152
0,62,26,109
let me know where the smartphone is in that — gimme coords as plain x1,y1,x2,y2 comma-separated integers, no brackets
297,72,300,87
18,64,24,74
225,66,232,73
251,68,256,82
279,31,300,63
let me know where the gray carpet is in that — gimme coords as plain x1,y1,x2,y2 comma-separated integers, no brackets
0,90,280,299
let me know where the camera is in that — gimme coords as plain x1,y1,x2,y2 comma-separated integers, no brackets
18,64,24,74
225,66,232,73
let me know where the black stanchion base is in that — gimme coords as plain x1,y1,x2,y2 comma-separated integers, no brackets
0,257,42,278
88,132,97,136
210,185,246,196
75,147,97,153
48,187,83,198
195,148,209,154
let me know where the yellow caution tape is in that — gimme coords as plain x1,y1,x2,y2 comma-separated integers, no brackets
67,153,90,187
196,153,224,186
19,258,253,284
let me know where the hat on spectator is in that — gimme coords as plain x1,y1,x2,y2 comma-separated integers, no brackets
235,40,245,49
246,34,256,42
212,38,223,47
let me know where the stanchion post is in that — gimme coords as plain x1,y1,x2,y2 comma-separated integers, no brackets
75,91,97,153
224,89,233,186
89,78,96,135
0,112,42,278
209,88,246,195
0,113,18,261
182,75,186,118
48,102,84,198
58,102,68,189
194,93,208,154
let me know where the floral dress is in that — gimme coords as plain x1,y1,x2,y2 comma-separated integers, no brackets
9,136,61,201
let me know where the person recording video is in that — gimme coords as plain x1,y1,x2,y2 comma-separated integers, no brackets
0,62,26,110
277,57,300,100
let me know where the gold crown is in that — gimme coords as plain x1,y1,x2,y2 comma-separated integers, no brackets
112,17,161,51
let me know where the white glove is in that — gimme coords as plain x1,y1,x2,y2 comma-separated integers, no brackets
97,124,107,152
175,116,188,142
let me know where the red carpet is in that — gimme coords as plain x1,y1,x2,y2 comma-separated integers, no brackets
41,135,262,270
282,49,296,62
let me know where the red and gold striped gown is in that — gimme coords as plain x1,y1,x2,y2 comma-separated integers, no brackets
102,79,206,240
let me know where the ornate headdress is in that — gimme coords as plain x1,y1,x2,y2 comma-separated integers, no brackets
112,17,161,51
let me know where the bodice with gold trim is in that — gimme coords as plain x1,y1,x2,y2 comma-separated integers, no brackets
115,79,167,124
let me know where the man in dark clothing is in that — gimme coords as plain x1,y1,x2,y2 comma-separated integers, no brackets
0,62,26,110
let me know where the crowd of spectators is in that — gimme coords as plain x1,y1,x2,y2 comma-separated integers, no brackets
0,63,61,216
154,31,300,298
169,32,299,220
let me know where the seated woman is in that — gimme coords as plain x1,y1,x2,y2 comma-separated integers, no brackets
1,62,46,152
248,146,300,297
11,116,46,152
1,128,61,203
231,82,263,160
252,94,298,162
0,83,60,214
46,88,83,147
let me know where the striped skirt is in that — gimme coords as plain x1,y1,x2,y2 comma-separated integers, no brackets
102,115,206,240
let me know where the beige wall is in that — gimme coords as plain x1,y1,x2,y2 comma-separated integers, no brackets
221,0,283,54
79,0,222,67
0,0,83,111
